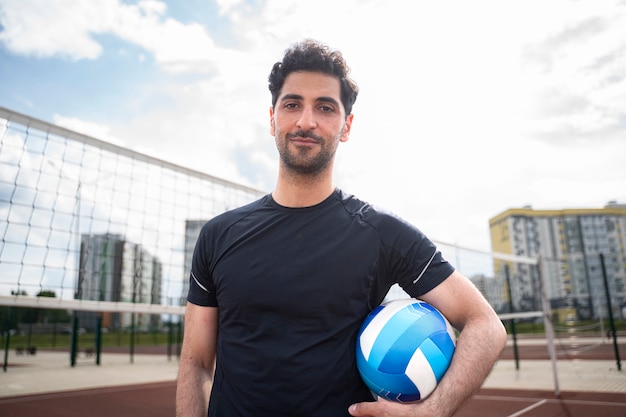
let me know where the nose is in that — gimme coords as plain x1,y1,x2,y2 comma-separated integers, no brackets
296,106,317,130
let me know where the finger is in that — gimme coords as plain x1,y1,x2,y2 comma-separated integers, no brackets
348,401,377,416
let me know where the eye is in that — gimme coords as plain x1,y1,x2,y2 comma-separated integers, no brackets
284,102,299,110
318,104,335,113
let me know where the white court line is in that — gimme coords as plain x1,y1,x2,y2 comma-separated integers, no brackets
473,394,539,403
506,399,547,417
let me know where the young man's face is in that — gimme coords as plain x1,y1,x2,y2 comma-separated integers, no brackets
270,71,353,176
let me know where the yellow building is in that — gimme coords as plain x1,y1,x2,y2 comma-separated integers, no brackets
489,202,626,320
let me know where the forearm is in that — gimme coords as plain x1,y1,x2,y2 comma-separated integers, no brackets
175,356,214,417
176,304,218,417
422,316,506,416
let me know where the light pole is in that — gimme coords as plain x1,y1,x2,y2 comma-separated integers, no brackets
70,180,82,367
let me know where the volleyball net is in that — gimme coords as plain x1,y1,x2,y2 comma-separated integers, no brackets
0,107,265,332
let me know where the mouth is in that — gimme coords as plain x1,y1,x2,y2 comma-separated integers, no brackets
287,131,321,144
292,137,317,144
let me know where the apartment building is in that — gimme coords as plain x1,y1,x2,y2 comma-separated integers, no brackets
489,202,626,320
77,233,162,330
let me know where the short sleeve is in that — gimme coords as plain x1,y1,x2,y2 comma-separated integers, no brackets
187,223,218,307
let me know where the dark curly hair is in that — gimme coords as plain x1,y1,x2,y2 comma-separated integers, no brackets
268,39,359,116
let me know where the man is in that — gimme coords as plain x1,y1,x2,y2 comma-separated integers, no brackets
176,39,507,417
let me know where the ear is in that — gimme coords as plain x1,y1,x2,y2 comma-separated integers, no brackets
269,107,275,136
340,113,354,142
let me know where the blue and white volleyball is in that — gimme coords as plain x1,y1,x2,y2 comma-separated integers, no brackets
356,298,456,402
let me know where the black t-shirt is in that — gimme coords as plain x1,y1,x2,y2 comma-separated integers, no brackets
188,189,454,417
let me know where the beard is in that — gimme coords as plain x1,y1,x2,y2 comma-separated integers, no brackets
276,128,343,176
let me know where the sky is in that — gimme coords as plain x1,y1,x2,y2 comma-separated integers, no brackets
1,0,625,253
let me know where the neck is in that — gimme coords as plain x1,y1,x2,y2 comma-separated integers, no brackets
272,165,335,208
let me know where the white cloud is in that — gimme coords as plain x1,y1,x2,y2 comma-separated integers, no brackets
0,0,111,60
0,0,225,72
110,1,224,73
53,114,127,147
519,1,626,144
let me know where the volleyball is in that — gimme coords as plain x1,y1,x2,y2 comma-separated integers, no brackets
356,298,456,402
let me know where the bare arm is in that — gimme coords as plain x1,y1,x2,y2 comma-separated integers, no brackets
176,303,218,417
350,270,507,417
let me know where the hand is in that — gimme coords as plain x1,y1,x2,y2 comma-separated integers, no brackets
348,398,438,417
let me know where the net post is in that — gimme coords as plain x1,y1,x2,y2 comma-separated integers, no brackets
504,264,520,370
537,255,560,396
600,253,622,371
70,312,79,367
95,314,103,366
3,307,13,372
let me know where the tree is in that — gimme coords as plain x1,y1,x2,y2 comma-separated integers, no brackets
36,290,71,323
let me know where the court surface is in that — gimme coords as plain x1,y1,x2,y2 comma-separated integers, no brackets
2,381,625,417
1,337,624,416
